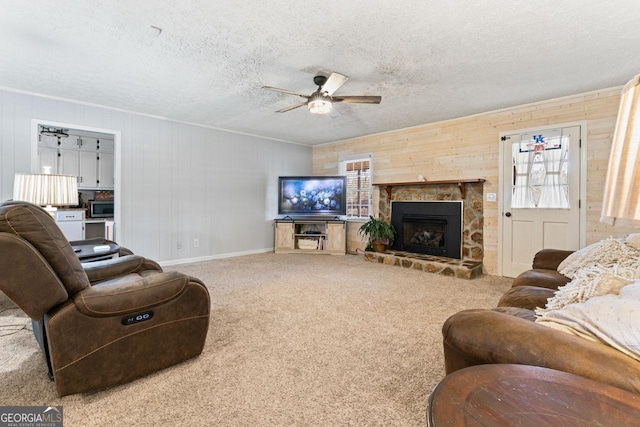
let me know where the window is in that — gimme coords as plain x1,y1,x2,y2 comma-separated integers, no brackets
339,155,372,218
511,129,570,209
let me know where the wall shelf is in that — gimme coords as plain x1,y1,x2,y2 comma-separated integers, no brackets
374,179,486,199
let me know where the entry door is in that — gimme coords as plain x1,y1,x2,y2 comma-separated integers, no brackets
501,125,581,278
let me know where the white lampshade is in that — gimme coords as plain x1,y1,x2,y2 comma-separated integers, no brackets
601,73,640,226
13,173,78,211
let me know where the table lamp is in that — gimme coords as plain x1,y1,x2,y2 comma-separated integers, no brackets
601,73,640,227
13,168,78,215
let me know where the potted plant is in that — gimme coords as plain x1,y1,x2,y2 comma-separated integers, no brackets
358,215,396,252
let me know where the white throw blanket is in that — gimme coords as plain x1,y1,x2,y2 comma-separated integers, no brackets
558,236,640,279
536,280,640,362
536,236,640,315
535,235,640,360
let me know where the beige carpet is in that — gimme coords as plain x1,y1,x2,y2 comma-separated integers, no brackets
0,253,511,426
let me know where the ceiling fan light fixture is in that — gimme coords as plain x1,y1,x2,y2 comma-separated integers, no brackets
263,71,380,115
40,126,69,138
308,94,332,114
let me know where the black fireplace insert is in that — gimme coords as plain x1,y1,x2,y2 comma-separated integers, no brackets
390,201,462,259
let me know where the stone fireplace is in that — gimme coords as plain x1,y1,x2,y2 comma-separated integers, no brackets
364,179,485,279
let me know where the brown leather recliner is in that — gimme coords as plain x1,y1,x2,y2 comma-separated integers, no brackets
442,248,640,394
0,201,210,396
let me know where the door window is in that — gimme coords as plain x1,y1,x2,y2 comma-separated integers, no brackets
511,129,570,209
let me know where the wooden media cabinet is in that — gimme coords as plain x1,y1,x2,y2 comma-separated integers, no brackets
274,219,346,255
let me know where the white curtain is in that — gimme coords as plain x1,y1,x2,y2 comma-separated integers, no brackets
511,129,569,209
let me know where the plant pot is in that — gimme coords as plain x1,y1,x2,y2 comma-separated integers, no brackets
372,241,388,253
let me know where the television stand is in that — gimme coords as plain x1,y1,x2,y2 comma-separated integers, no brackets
274,218,346,255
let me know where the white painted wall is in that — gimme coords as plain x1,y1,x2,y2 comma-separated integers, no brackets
0,89,312,263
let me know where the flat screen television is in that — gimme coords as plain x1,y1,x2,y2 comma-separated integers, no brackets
278,176,347,216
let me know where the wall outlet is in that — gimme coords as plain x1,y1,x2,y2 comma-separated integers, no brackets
486,193,497,202
177,241,183,250
193,238,199,248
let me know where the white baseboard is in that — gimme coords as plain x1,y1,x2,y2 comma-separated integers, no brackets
158,248,273,267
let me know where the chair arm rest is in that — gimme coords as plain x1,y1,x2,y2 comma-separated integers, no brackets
73,271,188,317
442,309,640,394
497,286,556,310
532,249,574,270
83,255,162,284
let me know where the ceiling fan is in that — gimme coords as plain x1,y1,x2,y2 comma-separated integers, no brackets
262,72,381,116
39,126,69,138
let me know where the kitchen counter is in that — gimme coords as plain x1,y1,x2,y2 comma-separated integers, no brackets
55,210,115,240
85,217,114,223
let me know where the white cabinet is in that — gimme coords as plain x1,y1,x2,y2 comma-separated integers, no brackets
54,210,85,241
98,139,114,152
98,151,114,188
274,219,346,255
54,211,116,242
37,135,114,190
37,146,59,174
59,136,81,150
79,150,98,188
59,149,80,178
78,137,98,151
38,135,59,149
59,149,99,188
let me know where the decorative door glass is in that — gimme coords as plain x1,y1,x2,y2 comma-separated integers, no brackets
511,128,570,209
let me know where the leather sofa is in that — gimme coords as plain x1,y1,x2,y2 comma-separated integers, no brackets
0,201,211,396
442,248,640,394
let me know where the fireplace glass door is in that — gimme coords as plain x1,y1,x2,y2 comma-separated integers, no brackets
402,216,447,255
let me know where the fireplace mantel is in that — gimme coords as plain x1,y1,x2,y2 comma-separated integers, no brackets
374,178,485,199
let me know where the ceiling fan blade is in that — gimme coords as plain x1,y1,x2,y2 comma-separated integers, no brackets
321,72,348,95
276,102,308,113
332,95,381,104
262,86,309,99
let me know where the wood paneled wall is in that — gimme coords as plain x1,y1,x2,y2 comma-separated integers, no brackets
0,89,312,263
313,88,637,275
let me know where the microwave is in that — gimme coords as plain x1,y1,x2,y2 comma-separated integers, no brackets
89,201,114,218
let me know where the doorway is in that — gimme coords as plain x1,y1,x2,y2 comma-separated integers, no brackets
31,119,121,240
499,123,586,278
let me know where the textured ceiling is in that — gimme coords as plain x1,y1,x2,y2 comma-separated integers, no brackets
1,1,640,146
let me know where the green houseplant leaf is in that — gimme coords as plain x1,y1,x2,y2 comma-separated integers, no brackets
358,216,396,248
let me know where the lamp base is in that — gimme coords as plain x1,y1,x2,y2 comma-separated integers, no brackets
44,205,57,216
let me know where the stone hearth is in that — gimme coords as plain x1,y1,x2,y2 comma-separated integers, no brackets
364,250,483,279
